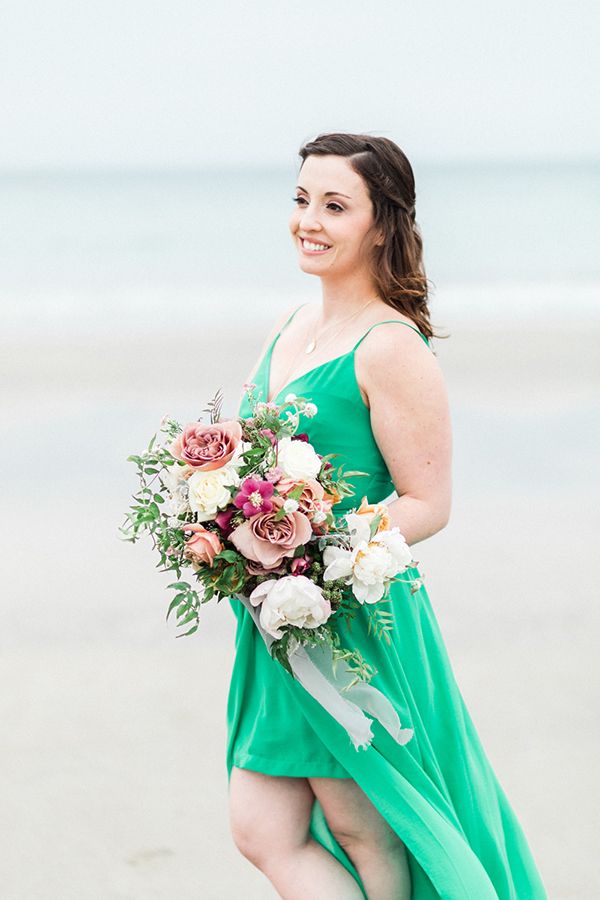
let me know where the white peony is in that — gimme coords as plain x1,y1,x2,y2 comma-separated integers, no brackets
322,511,413,604
276,436,322,481
187,465,240,521
249,575,332,639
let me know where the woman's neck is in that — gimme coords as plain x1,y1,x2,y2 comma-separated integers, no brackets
318,276,383,325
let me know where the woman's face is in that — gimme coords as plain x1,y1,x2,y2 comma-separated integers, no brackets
289,154,381,277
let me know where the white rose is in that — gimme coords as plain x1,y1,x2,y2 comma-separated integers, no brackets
249,575,332,639
187,467,239,521
277,436,321,481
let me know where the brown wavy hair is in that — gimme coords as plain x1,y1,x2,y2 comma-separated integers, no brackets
298,132,447,343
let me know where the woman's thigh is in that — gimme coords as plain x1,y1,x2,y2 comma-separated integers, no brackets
229,766,315,863
307,775,404,853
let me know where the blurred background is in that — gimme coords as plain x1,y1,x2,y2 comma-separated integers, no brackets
1,2,598,898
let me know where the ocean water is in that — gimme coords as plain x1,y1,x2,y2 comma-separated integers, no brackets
1,161,598,338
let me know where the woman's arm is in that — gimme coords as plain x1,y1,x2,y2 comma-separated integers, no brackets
357,325,453,547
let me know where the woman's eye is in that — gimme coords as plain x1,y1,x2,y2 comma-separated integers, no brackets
291,196,343,212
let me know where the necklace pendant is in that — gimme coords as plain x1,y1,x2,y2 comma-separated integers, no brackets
305,339,316,354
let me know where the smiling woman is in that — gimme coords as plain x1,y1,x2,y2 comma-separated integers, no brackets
225,131,548,899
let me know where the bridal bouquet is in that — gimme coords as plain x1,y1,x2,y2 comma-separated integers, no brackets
119,385,424,749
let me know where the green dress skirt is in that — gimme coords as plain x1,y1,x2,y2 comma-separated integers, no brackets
226,305,548,899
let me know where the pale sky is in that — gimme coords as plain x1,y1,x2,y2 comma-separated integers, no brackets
1,0,599,169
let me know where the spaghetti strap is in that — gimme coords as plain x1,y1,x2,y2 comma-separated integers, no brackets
276,302,309,339
352,319,430,351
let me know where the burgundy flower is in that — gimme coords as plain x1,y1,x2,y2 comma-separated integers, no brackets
214,508,237,536
292,433,310,443
290,555,312,576
233,477,275,518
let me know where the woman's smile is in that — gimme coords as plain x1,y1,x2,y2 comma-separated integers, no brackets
298,236,333,255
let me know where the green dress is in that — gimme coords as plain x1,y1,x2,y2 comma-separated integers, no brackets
226,304,547,899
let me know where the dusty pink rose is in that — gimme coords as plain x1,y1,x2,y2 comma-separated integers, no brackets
170,420,243,471
229,500,312,571
245,559,287,577
181,523,223,568
277,477,325,519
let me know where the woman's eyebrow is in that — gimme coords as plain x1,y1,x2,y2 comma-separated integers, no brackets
295,185,352,199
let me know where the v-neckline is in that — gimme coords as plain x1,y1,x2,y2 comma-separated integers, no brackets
263,333,353,404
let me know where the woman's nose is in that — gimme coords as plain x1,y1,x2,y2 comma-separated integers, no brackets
298,204,323,232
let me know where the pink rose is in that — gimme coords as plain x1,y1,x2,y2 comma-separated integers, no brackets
245,559,287,577
229,500,312,571
181,523,223,568
277,476,325,519
170,420,243,471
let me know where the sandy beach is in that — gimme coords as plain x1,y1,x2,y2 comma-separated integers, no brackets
2,315,598,898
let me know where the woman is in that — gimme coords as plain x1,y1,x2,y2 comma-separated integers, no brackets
226,132,547,899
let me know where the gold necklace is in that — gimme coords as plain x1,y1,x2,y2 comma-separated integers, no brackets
269,298,377,401
305,298,377,354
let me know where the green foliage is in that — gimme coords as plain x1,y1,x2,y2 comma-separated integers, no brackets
366,601,395,646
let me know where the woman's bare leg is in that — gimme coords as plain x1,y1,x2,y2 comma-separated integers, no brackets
229,766,363,899
309,776,412,900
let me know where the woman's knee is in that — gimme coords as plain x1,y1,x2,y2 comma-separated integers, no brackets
229,767,314,868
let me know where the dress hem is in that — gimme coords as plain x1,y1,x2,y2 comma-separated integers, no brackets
231,750,351,779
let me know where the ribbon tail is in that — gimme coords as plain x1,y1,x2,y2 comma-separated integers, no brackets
304,643,414,746
233,593,413,750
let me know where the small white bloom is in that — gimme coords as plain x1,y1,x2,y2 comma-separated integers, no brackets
161,465,191,516
277,435,321,481
284,392,297,403
283,498,299,513
249,575,331,639
303,402,318,418
312,509,327,524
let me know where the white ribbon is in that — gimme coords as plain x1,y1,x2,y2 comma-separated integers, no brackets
235,593,414,751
